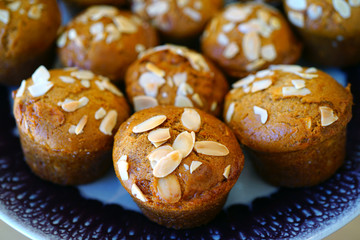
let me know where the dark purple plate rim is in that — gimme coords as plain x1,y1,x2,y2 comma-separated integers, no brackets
0,66,359,240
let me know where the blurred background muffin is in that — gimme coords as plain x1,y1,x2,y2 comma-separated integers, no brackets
201,2,302,79
283,0,360,66
57,5,159,82
125,44,229,116
0,0,61,85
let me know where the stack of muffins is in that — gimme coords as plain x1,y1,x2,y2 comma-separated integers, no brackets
8,0,355,229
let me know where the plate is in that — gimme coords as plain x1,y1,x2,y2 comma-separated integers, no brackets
1,1,360,239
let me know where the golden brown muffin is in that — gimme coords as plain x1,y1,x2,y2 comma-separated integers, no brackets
201,2,302,78
113,106,244,229
57,5,159,82
64,0,128,7
131,0,223,40
125,44,229,116
283,0,360,66
13,66,131,185
224,65,353,187
0,0,61,86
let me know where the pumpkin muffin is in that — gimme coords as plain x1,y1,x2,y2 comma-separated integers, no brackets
131,0,223,41
57,5,159,82
224,65,353,187
125,44,229,116
201,2,302,78
13,66,131,185
283,0,360,66
0,0,61,85
113,106,244,229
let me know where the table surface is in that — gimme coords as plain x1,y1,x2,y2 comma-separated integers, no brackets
1,215,359,239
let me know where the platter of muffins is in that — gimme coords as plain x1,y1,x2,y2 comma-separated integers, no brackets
0,0,359,239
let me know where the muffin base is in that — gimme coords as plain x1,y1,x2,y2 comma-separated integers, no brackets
248,129,347,188
19,130,112,185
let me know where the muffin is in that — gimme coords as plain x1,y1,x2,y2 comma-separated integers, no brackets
125,44,229,116
57,5,159,82
113,106,244,229
224,65,353,187
201,2,302,78
64,0,128,7
131,0,223,41
13,66,131,185
0,0,61,85
283,0,360,66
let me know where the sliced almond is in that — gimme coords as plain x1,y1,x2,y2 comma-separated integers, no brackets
153,150,183,178
232,75,255,89
181,108,201,131
99,110,117,135
211,101,217,112
222,22,235,32
282,87,311,96
333,0,351,19
291,80,306,89
113,16,138,34
28,81,53,97
75,115,88,135
102,79,123,96
148,128,170,143
223,6,252,22
226,102,236,123
305,67,317,73
243,32,260,61
7,1,21,12
253,106,268,124
61,97,89,112
57,32,67,48
156,174,181,203
172,131,194,159
175,95,194,107
319,106,338,127
217,33,229,46
246,59,266,71
288,11,304,28
349,0,360,7
190,161,202,174
68,125,76,134
139,72,166,97
261,44,277,62
148,145,174,168
191,93,203,107
292,72,318,80
131,184,147,202
223,42,239,59
172,72,187,86
256,70,274,78
270,65,303,73
133,95,159,112
145,63,166,77
90,22,104,35
81,80,90,88
183,7,201,22
28,4,43,19
177,82,194,96
32,65,50,84
146,1,169,17
133,115,167,133
0,9,10,24
251,79,272,93
15,80,26,98
59,76,75,84
223,165,231,179
194,141,229,156
286,0,307,10
71,70,95,80
307,4,322,20
95,107,106,120
117,155,129,181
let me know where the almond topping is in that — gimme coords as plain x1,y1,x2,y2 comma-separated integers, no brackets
226,102,235,123
223,165,231,179
261,44,277,62
270,65,303,72
7,2,21,12
95,107,106,120
117,155,129,181
253,106,268,124
81,80,90,88
223,42,239,59
251,79,272,93
0,10,9,24
291,80,306,89
131,184,147,202
175,95,194,107
75,115,88,135
288,11,304,28
153,150,183,178
148,145,174,169
286,0,307,11
102,79,123,96
319,106,338,127
191,93,203,107
246,59,266,71
172,72,187,86
223,6,252,22
113,16,138,33
194,141,229,156
349,0,360,6
57,32,67,48
307,4,322,20
133,115,167,133
232,75,255,89
222,22,236,32
243,32,261,61
256,70,274,78
156,174,181,203
28,81,53,97
145,63,166,77
15,80,26,98
282,87,311,96
183,7,201,22
68,125,76,134
217,33,229,46
147,1,169,17
71,70,95,80
211,102,217,112
133,95,159,112
190,161,202,174
181,108,201,131
61,97,89,112
172,131,194,159
139,72,165,97
32,65,50,84
333,0,351,19
99,110,117,135
59,76,75,83
148,128,170,143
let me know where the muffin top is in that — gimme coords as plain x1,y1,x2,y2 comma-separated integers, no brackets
131,0,223,39
113,106,244,207
284,0,360,38
201,2,302,78
13,66,131,153
125,44,229,116
57,5,159,82
224,65,353,152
